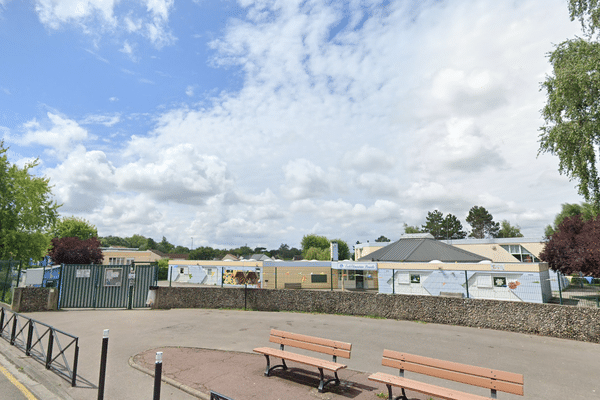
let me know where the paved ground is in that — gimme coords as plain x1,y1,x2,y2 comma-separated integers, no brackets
0,308,598,400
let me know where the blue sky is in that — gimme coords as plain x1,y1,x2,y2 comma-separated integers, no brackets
0,0,586,251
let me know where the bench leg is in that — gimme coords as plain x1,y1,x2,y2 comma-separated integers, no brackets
385,384,408,400
262,355,288,376
317,368,341,393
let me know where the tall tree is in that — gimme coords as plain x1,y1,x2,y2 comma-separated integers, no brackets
50,216,97,240
375,235,390,242
497,220,524,238
0,141,60,261
422,210,445,239
442,214,467,240
466,206,499,239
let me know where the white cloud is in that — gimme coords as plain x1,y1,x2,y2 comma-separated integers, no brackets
80,113,120,127
34,0,175,48
20,113,88,158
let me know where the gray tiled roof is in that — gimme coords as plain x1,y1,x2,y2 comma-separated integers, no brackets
358,238,489,262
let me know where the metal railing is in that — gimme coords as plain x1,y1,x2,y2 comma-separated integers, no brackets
554,272,600,307
0,307,79,386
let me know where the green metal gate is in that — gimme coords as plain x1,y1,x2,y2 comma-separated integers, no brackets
58,263,157,309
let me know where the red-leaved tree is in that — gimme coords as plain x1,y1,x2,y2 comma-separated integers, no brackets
539,216,600,276
48,237,103,265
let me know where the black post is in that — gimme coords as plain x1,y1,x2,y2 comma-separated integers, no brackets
26,321,33,356
465,270,470,299
0,307,4,335
45,329,54,369
10,313,17,345
97,329,109,400
153,352,163,400
72,341,79,387
557,271,563,305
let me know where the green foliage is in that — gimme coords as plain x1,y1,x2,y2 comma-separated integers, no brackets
189,246,218,260
304,247,330,260
49,237,103,265
330,239,350,260
421,210,466,240
301,234,330,258
157,258,169,280
539,38,600,209
375,235,390,242
50,216,97,240
497,220,524,238
0,141,60,261
403,223,422,234
466,206,499,239
568,0,600,37
546,202,598,237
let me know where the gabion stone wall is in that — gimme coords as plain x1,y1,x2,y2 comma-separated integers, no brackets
11,287,58,313
153,286,600,343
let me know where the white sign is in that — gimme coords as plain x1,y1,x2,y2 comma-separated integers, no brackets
76,269,91,278
332,262,377,270
491,264,505,271
104,268,122,286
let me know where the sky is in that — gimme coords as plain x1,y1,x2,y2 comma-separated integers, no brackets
0,0,587,251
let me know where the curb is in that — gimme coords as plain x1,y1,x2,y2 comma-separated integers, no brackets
128,356,209,400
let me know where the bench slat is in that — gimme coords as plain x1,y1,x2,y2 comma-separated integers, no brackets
270,336,352,359
382,358,523,396
383,350,524,384
253,347,347,372
369,372,491,400
271,329,352,351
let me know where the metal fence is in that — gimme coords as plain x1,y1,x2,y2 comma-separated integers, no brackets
0,307,79,386
554,272,600,308
0,260,22,304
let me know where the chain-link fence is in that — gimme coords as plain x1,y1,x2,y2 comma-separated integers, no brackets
0,259,22,305
553,272,600,308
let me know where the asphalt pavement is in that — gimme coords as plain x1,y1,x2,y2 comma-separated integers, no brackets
0,308,598,400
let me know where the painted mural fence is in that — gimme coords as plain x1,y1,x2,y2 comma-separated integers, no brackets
377,267,553,304
0,259,22,305
168,265,262,288
554,272,600,308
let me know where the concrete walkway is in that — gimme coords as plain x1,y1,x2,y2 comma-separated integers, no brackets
0,308,598,399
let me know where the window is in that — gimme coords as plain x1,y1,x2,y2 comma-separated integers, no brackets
410,274,421,284
500,245,540,262
109,257,125,265
311,274,327,283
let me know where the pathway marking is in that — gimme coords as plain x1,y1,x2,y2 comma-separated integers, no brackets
0,363,38,400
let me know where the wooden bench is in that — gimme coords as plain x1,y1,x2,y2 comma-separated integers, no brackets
369,349,524,400
284,282,302,289
253,329,352,392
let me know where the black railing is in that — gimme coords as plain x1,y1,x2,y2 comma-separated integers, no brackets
0,307,79,386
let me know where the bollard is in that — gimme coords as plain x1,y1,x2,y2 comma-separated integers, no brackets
97,329,109,400
153,352,163,400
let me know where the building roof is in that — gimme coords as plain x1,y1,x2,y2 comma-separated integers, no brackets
358,235,489,263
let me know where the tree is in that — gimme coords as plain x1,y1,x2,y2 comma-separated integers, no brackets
466,206,499,239
545,202,597,237
100,235,129,248
421,210,466,240
403,223,422,234
375,235,390,242
157,236,174,254
568,0,600,37
189,246,217,260
496,220,524,238
48,237,103,265
300,234,329,258
442,214,467,240
330,239,350,260
539,215,600,276
539,38,600,209
304,247,330,260
50,216,97,240
128,234,149,250
0,141,60,261
422,210,445,239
